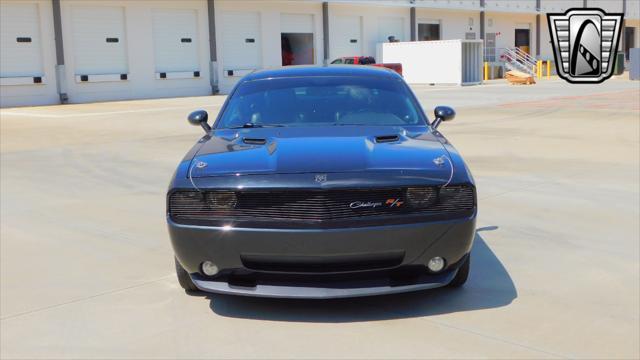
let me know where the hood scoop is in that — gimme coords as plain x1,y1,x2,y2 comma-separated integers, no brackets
375,135,400,143
243,137,267,145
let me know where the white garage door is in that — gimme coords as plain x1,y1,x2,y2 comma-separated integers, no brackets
331,15,362,59
378,17,405,43
152,9,199,73
281,14,314,33
71,6,128,76
221,12,261,72
0,3,43,77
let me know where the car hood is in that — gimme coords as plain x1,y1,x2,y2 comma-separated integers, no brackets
189,126,450,178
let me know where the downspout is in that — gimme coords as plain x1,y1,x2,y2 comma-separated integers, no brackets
207,0,218,93
480,0,485,64
410,7,416,41
323,2,329,65
52,0,68,103
536,0,540,57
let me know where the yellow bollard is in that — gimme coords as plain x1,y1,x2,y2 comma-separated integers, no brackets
484,62,489,81
537,60,542,79
546,60,551,79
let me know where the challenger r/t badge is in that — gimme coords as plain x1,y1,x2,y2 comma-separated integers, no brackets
547,8,623,84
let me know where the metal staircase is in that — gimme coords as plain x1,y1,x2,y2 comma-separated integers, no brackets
499,47,537,75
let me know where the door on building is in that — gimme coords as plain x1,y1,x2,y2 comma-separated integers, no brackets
331,15,362,58
281,34,314,66
281,14,314,66
515,28,531,54
624,27,635,60
71,6,128,77
0,2,44,78
221,12,261,74
152,9,199,75
418,22,440,41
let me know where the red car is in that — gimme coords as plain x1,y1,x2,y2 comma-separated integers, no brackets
331,56,403,76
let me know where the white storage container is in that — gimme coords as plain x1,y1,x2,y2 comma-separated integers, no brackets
376,39,483,85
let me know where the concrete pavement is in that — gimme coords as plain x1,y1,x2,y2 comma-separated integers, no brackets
1,77,639,359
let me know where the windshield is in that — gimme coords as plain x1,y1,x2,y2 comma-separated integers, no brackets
216,76,427,129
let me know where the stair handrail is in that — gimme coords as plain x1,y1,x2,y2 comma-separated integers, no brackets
497,47,537,75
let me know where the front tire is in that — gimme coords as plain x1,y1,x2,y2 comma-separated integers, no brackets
174,257,198,292
447,255,470,288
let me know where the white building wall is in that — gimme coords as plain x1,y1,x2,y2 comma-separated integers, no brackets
328,3,410,59
485,0,537,14
415,8,481,41
0,0,59,107
58,0,211,104
540,0,584,13
540,16,553,60
588,0,623,13
625,1,640,52
628,20,640,49
627,0,640,20
413,0,481,11
485,12,537,55
215,0,323,93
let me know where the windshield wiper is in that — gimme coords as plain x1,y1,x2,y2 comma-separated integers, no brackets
227,123,286,129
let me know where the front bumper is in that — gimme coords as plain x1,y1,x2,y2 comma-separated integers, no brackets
190,267,458,299
169,214,475,298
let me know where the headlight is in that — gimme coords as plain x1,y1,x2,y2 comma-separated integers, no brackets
406,187,438,208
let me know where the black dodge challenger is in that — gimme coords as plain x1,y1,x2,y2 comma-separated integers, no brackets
167,66,476,298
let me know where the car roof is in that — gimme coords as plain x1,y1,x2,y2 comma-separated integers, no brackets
242,65,399,82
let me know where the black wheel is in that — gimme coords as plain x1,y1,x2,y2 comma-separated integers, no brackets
447,255,470,288
174,257,198,292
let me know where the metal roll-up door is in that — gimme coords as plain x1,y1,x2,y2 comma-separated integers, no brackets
332,15,362,58
281,14,313,33
71,6,128,78
0,3,43,78
152,9,199,74
221,12,261,75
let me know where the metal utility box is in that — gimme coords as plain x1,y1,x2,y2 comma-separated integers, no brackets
376,40,483,85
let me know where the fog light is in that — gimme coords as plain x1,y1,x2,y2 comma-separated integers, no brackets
201,261,219,276
427,257,445,272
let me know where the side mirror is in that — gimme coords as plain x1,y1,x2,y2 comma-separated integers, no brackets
188,110,211,132
432,106,455,129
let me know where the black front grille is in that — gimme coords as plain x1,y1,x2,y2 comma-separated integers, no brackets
168,185,475,228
